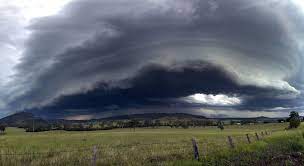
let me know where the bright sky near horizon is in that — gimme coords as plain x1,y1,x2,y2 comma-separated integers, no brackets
0,0,73,84
0,0,72,117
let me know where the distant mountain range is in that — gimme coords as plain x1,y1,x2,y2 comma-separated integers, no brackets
0,112,207,126
0,111,284,128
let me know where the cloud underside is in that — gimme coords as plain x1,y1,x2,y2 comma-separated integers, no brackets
5,0,304,117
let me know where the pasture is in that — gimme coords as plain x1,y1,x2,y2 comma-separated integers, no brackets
0,122,302,165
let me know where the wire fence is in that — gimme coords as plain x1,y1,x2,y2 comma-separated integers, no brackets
0,129,292,166
0,129,287,166
0,147,96,156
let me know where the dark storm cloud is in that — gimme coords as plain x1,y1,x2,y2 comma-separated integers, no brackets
7,0,304,116
39,62,275,108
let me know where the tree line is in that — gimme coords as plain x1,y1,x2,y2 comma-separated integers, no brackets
0,111,302,132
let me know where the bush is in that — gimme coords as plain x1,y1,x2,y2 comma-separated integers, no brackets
0,124,6,133
217,121,224,130
290,118,301,129
289,111,301,129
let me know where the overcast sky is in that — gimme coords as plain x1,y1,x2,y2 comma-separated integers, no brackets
0,0,304,119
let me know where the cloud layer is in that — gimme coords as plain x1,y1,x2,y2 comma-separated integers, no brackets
2,0,304,118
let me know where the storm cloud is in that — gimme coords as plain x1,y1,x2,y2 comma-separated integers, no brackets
3,0,304,118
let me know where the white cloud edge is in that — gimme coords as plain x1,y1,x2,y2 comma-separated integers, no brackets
182,93,242,106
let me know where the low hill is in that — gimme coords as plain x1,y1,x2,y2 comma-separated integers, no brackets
218,116,282,123
0,112,35,126
100,113,207,121
0,112,50,130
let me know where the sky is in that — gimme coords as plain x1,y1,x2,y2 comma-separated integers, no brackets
0,0,304,119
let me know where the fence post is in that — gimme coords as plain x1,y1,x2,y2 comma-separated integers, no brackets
92,145,97,166
261,131,264,137
246,134,251,144
255,132,260,141
191,138,199,161
265,131,268,135
227,136,235,149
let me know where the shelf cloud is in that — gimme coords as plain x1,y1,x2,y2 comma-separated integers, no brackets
1,0,304,118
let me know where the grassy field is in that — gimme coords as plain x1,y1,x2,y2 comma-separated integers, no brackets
0,122,302,165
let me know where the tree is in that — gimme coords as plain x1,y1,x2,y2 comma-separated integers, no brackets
154,120,161,128
77,123,84,130
89,123,94,129
181,122,189,129
128,119,139,132
217,121,224,130
289,111,301,129
98,123,105,129
0,124,6,133
143,120,152,127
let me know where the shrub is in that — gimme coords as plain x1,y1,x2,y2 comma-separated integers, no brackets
0,124,6,133
289,111,301,129
217,121,224,130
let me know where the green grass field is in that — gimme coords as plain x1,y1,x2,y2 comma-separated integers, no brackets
0,122,303,166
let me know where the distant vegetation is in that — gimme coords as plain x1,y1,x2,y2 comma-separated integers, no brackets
0,112,291,132
50,115,215,131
